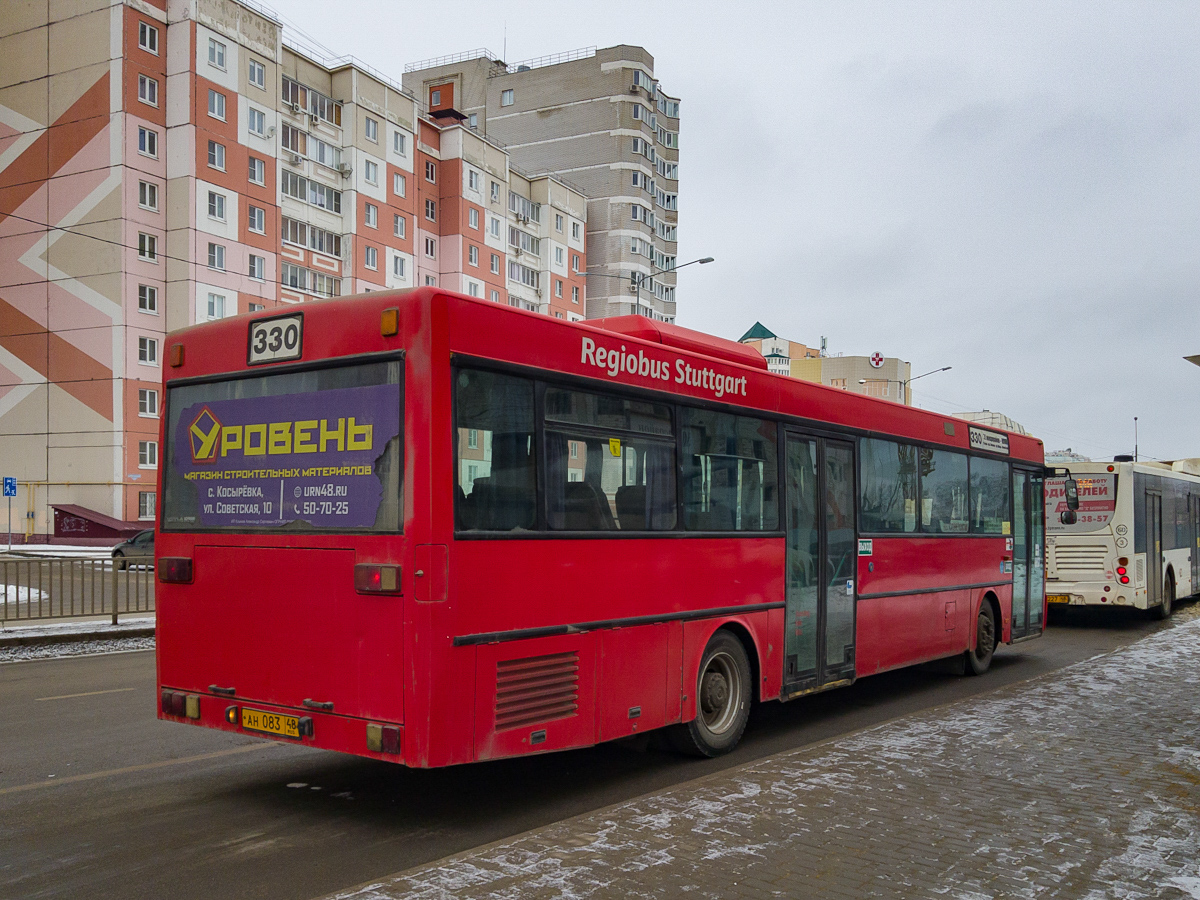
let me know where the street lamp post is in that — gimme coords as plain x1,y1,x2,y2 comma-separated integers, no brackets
859,366,952,404
588,256,714,318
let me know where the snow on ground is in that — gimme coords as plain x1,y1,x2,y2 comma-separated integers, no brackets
0,634,155,663
1,585,49,602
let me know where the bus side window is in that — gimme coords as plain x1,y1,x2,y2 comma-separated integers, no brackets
454,369,536,531
680,408,778,532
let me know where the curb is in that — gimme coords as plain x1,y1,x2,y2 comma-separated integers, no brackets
0,625,156,648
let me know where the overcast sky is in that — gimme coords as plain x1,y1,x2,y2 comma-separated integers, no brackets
286,1,1200,461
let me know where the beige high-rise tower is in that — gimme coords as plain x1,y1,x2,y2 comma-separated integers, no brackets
404,46,681,322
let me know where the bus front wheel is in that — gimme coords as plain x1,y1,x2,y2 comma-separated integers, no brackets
965,601,996,676
670,630,751,758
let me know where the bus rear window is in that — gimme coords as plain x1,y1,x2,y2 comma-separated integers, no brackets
162,359,403,533
1046,474,1116,533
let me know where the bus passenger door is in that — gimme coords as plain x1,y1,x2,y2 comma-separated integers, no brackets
1191,495,1199,591
1146,492,1162,606
1011,469,1045,640
783,433,857,696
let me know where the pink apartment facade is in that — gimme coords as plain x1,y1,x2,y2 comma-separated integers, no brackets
0,0,586,539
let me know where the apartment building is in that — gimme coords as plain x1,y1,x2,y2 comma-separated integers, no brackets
0,0,585,538
738,322,820,376
404,46,681,322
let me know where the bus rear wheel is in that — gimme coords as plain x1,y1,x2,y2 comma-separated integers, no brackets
1154,573,1175,620
965,601,996,676
670,630,751,758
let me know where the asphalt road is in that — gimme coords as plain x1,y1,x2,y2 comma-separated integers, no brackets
1,603,1190,900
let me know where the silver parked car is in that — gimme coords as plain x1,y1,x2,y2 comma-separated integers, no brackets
112,529,154,570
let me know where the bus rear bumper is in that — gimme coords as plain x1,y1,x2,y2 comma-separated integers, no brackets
157,689,406,764
1045,580,1148,610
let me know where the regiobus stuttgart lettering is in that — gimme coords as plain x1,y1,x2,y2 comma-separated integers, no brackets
580,336,748,399
171,382,400,528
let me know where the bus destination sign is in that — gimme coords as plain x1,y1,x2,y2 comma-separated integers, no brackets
171,382,400,529
968,426,1009,456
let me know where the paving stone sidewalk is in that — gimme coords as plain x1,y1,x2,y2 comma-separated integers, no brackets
326,614,1200,900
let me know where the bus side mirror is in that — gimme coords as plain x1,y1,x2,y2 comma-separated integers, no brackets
1060,509,1077,525
1063,476,1079,511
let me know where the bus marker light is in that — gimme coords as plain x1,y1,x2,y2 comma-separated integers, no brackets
158,557,193,584
185,695,201,719
1118,557,1128,566
1107,465,1115,472
354,564,401,594
168,344,184,367
365,723,399,753
226,705,239,725
366,723,382,752
381,307,399,336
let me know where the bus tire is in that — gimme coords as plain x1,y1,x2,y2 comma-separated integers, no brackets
965,600,996,676
1155,572,1175,620
669,630,751,758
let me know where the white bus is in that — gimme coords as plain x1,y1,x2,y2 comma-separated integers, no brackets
1046,458,1200,617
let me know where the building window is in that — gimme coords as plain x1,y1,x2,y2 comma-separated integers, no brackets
468,170,480,191
206,292,225,319
138,336,158,364
138,440,158,468
490,289,500,303
555,213,563,232
393,172,406,197
393,132,407,155
207,242,225,271
572,254,580,272
490,253,500,274
248,59,265,89
425,275,436,286
393,256,405,278
572,285,579,303
137,233,157,262
430,89,441,106
424,237,435,259
469,208,479,229
490,181,500,203
364,116,378,142
247,107,266,136
365,245,377,270
207,140,225,171
137,74,158,106
206,192,229,224
555,246,564,265
138,491,156,519
364,160,378,184
138,388,158,416
248,302,265,312
249,254,264,280
633,104,642,120
248,156,265,185
393,214,406,238
572,222,581,240
138,21,158,54
488,216,501,238
425,160,436,182
468,281,480,297
425,199,436,221
208,38,226,69
137,284,157,312
468,245,478,266
555,279,563,298
468,113,477,129
365,203,377,228
500,89,514,107
247,205,265,232
208,89,226,120
138,181,158,211
137,127,158,158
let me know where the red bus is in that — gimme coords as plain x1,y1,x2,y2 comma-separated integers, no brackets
156,287,1046,765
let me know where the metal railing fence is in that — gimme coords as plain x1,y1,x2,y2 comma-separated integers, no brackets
1,557,154,625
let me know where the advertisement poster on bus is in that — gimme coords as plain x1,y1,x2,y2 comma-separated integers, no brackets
166,382,401,531
1046,474,1116,533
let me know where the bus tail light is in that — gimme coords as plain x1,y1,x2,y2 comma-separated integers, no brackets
1117,562,1129,584
158,557,193,583
354,564,401,594
161,691,200,719
366,723,401,754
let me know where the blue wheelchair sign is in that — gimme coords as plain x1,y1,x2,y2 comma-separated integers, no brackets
3,477,15,497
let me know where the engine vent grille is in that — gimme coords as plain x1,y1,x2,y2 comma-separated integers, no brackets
495,651,579,731
1053,545,1109,574
1136,557,1145,586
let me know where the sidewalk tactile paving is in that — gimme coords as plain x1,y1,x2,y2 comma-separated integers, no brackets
327,614,1200,900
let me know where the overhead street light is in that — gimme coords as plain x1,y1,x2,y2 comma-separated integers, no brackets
859,366,952,404
589,257,715,318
